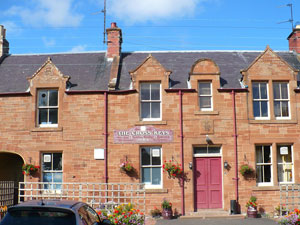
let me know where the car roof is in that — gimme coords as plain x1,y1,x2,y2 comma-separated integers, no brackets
12,199,85,210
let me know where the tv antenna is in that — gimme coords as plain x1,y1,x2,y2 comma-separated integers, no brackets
92,0,106,44
277,3,294,30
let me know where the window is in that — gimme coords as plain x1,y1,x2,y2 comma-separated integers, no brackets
198,82,212,111
38,89,58,127
141,147,162,188
277,145,293,183
140,83,161,120
273,82,289,118
252,82,269,118
256,145,272,185
42,153,63,190
194,146,221,155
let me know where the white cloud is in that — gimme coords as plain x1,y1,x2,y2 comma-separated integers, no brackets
108,0,207,23
42,37,56,47
5,0,83,27
69,44,87,52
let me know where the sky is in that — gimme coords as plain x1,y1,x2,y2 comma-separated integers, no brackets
0,0,299,54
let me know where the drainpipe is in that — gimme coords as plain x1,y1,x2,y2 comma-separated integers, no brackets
231,90,239,206
104,91,108,183
179,90,185,216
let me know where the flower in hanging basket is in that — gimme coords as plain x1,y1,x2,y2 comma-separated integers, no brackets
163,160,183,178
239,164,254,176
22,164,40,176
120,161,133,172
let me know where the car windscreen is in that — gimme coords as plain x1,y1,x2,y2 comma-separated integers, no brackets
0,208,76,225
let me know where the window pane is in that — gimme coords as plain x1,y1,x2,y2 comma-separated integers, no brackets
256,166,263,183
42,154,52,170
142,168,151,183
194,147,207,154
141,102,150,119
264,165,271,182
252,83,259,99
151,102,160,118
274,101,280,117
260,83,268,99
200,96,211,109
273,83,280,99
152,168,161,185
152,149,161,165
256,146,263,163
263,147,271,163
141,148,150,165
53,153,62,170
278,164,293,182
151,83,160,100
208,147,220,154
281,83,288,99
199,83,211,95
53,173,63,183
49,90,58,106
141,83,150,100
39,109,48,124
49,109,58,124
277,146,292,163
43,172,52,183
282,101,289,117
253,101,260,117
38,90,48,106
261,101,268,117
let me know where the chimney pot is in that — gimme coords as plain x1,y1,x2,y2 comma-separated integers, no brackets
111,22,117,28
106,22,122,58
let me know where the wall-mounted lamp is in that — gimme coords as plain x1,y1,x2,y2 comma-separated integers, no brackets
189,162,193,170
224,160,229,170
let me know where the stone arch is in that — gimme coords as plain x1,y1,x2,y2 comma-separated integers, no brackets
190,58,220,74
0,152,25,204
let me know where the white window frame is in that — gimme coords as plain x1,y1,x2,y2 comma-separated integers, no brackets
252,82,270,120
37,89,58,127
273,82,290,120
198,81,213,111
255,145,273,186
140,146,162,189
193,145,222,157
140,83,162,121
41,152,63,191
277,145,294,184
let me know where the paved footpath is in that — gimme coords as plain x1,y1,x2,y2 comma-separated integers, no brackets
154,218,278,225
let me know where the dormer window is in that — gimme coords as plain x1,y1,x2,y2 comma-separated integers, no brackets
252,82,269,119
140,83,161,120
273,82,289,118
37,89,58,127
198,81,212,111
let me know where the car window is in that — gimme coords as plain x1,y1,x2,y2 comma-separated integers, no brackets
0,209,76,225
78,205,100,225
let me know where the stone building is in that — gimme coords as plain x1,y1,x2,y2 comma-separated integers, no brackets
0,23,300,215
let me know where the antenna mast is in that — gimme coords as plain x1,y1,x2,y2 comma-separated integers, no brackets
278,3,294,30
102,0,106,43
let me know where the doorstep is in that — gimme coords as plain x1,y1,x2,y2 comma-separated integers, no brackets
181,209,245,219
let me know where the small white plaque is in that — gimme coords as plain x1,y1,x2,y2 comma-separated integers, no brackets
94,149,105,160
152,149,160,157
280,147,288,155
44,154,51,162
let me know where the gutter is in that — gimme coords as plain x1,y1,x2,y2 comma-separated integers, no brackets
179,90,185,216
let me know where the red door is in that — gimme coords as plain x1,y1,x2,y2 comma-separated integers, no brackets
194,157,222,209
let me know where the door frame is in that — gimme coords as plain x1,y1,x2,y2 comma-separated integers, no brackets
193,146,224,211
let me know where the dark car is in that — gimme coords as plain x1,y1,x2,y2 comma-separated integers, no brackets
0,199,110,225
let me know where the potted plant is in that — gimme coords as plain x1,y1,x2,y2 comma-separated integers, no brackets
120,161,133,173
161,199,172,219
150,207,161,218
22,164,40,176
246,196,258,218
239,164,254,176
275,204,288,217
163,160,183,178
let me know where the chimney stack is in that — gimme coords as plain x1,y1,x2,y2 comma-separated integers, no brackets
287,25,300,54
0,25,9,58
106,22,122,58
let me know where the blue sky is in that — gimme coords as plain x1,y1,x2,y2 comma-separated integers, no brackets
0,0,299,54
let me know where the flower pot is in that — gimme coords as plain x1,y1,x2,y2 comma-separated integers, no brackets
162,208,172,219
247,207,257,218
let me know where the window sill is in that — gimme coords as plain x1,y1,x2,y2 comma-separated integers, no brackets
145,188,168,194
252,186,280,191
135,121,167,125
31,127,63,132
249,119,297,124
194,110,219,115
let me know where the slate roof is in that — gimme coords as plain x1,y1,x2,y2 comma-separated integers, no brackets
0,52,111,93
0,50,299,93
118,51,300,90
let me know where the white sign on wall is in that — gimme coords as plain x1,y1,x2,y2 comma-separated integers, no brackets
280,147,288,155
94,149,105,160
